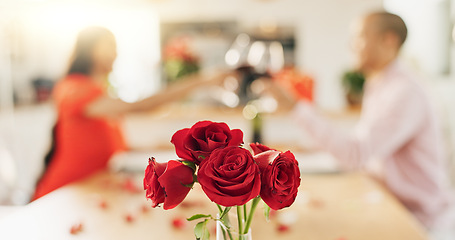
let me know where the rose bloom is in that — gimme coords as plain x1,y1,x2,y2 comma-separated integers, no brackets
143,157,194,210
197,146,261,207
254,150,301,210
171,121,243,165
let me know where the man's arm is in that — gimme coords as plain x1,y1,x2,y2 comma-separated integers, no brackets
294,83,424,170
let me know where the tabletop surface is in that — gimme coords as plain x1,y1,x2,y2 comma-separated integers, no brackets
0,167,428,240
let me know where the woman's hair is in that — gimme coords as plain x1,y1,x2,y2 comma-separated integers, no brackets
67,26,115,75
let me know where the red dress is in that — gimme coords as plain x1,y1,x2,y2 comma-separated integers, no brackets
33,74,126,200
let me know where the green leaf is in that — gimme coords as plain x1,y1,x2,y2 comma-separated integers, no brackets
194,221,204,239
180,160,197,172
264,204,271,222
187,214,212,221
194,220,210,240
202,225,210,239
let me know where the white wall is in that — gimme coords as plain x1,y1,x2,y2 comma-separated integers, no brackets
452,0,455,75
385,0,451,76
2,1,161,103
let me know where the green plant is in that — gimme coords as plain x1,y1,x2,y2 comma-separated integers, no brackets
342,71,365,106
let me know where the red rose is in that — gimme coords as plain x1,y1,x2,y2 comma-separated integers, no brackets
143,157,194,210
171,121,244,164
254,151,300,210
250,142,276,155
197,146,261,207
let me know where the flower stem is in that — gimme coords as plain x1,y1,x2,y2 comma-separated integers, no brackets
236,205,244,235
217,206,234,240
217,204,223,214
227,227,234,240
243,204,247,222
243,197,260,234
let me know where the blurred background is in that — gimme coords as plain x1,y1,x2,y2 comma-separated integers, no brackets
0,0,455,205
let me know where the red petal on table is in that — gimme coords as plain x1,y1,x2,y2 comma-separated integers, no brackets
98,200,108,210
100,178,114,189
141,204,150,214
269,209,278,219
171,217,186,230
309,198,325,209
336,238,347,240
70,223,83,235
277,224,290,233
123,178,141,193
125,214,135,223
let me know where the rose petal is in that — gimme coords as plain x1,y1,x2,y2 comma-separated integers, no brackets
158,160,194,210
228,129,244,147
250,143,275,155
172,217,187,230
253,150,280,172
70,223,83,235
125,214,134,223
98,200,108,210
191,120,214,129
209,131,228,143
171,128,194,161
123,177,141,193
277,224,290,233
141,204,150,214
206,139,226,151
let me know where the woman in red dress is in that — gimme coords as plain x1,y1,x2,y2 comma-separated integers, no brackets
33,27,224,200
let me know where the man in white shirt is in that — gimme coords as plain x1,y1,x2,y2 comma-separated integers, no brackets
293,11,453,231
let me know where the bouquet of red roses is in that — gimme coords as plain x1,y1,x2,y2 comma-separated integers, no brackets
144,121,301,240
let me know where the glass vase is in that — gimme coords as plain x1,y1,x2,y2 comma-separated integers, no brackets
216,213,252,240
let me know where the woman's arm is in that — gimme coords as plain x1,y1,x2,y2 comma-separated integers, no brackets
84,72,230,118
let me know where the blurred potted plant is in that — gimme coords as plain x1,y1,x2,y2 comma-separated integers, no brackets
342,70,365,108
163,36,200,83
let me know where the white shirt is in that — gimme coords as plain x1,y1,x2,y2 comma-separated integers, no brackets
294,60,452,228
